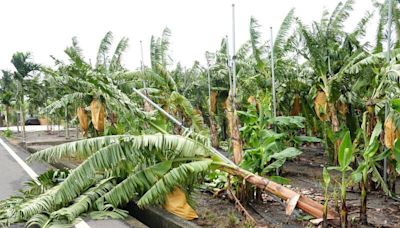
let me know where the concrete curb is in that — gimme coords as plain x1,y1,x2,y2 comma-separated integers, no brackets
125,201,200,228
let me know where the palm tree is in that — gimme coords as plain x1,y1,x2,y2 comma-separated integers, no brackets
0,70,15,128
11,52,39,139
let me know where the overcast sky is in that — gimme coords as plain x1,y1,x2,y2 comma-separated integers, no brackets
0,0,376,72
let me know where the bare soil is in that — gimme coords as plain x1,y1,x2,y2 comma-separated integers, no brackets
193,146,400,228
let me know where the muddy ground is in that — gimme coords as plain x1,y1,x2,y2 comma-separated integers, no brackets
5,130,400,227
193,146,400,228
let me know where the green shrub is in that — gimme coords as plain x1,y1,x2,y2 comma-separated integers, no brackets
1,129,12,138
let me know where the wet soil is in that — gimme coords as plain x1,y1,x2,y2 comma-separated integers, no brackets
193,145,400,227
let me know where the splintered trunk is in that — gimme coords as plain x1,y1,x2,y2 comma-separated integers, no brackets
219,163,337,220
328,103,340,165
209,91,219,148
360,174,368,225
225,95,242,164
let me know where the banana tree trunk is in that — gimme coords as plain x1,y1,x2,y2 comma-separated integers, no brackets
360,172,368,225
218,163,337,220
388,159,397,193
225,95,242,164
209,114,219,148
328,102,340,165
209,91,219,148
290,94,301,116
20,102,26,142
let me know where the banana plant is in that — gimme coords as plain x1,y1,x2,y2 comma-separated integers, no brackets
239,102,303,184
297,0,372,165
322,167,331,228
352,120,389,225
328,131,354,228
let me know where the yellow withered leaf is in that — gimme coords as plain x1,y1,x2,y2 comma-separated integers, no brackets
90,99,105,132
314,91,329,121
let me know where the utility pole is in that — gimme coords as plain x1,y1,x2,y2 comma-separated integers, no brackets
231,4,237,106
140,40,152,112
270,27,277,119
140,40,146,85
384,0,393,185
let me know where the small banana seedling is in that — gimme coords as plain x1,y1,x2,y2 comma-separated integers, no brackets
352,121,389,225
328,131,354,228
322,167,331,228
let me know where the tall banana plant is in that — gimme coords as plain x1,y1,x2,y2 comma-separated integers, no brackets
206,38,243,163
296,0,372,164
249,9,296,113
373,0,400,53
42,32,134,136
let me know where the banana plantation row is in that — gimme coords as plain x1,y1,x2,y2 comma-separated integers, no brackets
0,0,400,227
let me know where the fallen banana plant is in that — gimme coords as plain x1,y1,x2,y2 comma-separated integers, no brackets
0,134,336,227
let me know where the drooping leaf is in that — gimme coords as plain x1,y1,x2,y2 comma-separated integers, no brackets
294,136,322,143
270,147,302,160
393,139,400,163
262,159,286,174
370,121,382,145
268,176,290,185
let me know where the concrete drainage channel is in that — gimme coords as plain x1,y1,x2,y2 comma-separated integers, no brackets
6,138,200,228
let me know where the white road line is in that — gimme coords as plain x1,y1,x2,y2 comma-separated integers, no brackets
75,220,92,228
0,138,91,228
0,138,39,183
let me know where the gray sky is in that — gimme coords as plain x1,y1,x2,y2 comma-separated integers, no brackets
0,0,376,71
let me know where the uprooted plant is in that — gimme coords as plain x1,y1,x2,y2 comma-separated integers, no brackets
0,133,335,227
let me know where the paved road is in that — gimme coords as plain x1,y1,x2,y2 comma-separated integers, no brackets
0,137,138,228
